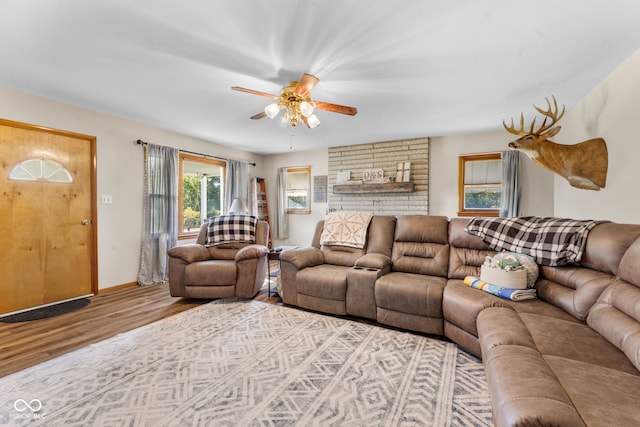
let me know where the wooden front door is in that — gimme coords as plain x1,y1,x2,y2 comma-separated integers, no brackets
0,119,97,315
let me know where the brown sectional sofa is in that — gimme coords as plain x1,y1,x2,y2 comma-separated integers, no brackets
279,214,640,427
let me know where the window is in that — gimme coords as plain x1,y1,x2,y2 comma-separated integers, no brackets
286,166,311,214
178,154,225,237
458,153,502,217
10,158,73,183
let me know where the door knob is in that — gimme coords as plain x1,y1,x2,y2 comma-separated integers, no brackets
82,219,92,225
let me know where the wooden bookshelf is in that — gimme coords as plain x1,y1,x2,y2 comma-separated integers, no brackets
253,177,272,248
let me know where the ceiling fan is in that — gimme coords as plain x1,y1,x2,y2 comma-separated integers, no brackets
231,73,357,129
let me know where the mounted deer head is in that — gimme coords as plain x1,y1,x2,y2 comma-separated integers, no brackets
503,96,608,191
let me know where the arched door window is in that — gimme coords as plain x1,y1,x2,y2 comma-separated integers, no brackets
9,158,73,183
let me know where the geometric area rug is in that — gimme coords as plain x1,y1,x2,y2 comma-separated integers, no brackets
0,299,493,426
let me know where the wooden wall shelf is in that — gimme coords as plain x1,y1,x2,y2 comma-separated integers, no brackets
333,182,415,194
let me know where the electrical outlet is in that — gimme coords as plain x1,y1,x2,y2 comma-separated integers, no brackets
101,194,113,204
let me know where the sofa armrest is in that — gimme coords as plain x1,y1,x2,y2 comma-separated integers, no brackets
167,244,209,263
280,247,324,269
354,253,392,271
235,244,268,262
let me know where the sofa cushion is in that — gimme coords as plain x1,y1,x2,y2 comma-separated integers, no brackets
207,244,248,260
321,246,365,266
588,280,640,372
448,246,495,280
184,260,236,286
482,345,585,427
297,264,349,301
544,355,640,427
478,308,586,427
587,235,640,371
519,312,639,375
536,266,618,321
449,218,492,251
443,280,579,339
376,272,446,318
479,306,640,427
448,218,495,280
365,215,397,257
392,242,450,276
395,214,449,244
391,215,450,277
581,223,640,275
618,235,640,286
376,270,447,335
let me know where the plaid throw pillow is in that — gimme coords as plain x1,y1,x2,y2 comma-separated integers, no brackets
205,215,258,247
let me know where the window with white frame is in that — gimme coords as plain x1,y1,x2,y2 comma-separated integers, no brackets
178,153,226,237
286,166,311,214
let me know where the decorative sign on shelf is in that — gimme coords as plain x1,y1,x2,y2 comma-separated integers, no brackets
362,168,385,183
395,162,411,182
336,171,351,184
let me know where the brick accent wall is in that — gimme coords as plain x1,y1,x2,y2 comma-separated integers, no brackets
328,138,429,214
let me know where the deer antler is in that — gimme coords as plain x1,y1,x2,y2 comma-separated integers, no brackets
503,113,537,136
533,95,565,135
503,95,565,136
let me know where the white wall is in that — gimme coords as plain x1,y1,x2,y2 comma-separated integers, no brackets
262,148,328,248
0,86,264,290
554,48,640,222
429,130,555,219
3,47,639,289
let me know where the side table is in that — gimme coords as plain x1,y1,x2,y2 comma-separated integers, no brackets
266,245,297,297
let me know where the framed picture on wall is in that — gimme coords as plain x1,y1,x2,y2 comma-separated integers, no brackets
313,175,327,203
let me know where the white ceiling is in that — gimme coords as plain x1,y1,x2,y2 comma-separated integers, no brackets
1,1,639,154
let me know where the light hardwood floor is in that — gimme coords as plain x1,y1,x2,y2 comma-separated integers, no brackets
0,283,282,378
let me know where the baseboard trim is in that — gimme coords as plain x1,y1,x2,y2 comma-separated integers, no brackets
97,281,138,295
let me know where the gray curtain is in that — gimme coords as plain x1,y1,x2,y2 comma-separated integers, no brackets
274,167,289,239
500,150,520,217
224,160,249,213
138,143,178,285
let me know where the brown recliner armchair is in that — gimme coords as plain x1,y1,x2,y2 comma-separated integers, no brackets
167,219,269,299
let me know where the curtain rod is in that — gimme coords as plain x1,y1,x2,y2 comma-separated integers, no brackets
136,139,256,166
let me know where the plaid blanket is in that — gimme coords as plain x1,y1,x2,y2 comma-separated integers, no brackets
206,215,257,246
465,216,605,266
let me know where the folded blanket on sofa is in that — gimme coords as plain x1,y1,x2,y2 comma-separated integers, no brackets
465,216,605,266
463,276,537,301
320,211,373,249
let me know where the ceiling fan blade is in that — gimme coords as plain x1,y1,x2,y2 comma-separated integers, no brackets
231,86,279,99
294,73,319,97
300,115,311,128
314,101,358,116
250,112,267,120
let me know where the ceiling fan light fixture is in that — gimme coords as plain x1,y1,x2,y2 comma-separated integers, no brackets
307,114,320,128
264,102,281,119
277,112,290,128
299,101,314,118
232,73,357,131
